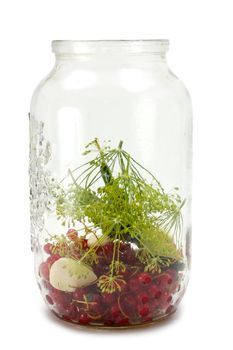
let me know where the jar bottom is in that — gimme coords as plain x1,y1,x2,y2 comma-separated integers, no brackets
51,307,177,329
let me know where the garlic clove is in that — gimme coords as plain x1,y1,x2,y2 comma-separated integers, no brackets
49,257,97,292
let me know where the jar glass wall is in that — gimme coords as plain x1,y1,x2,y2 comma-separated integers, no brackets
30,40,192,327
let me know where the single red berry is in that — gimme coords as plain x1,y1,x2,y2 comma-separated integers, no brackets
50,290,62,305
45,294,54,305
129,277,139,291
88,303,102,314
119,242,130,251
73,288,85,300
115,316,129,326
41,279,53,291
55,302,66,315
82,239,88,249
90,293,101,304
121,267,131,278
159,292,172,310
95,246,104,256
111,304,121,317
79,313,91,325
44,243,52,254
104,319,115,326
150,298,159,310
157,273,173,286
39,262,50,281
166,305,175,314
167,269,177,280
138,272,152,285
169,283,178,294
118,279,128,292
47,254,60,266
102,242,114,256
51,290,71,306
66,228,78,240
149,284,162,299
65,304,77,319
138,304,150,317
102,293,117,305
138,292,149,304
119,243,132,259
123,294,136,307
143,313,153,323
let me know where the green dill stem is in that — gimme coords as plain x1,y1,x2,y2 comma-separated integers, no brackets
118,140,123,149
110,238,118,277
94,138,113,185
117,239,121,265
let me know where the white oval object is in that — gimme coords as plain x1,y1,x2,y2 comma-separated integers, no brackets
87,233,109,247
49,257,97,292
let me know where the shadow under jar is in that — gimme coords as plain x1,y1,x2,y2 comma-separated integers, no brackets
30,40,192,328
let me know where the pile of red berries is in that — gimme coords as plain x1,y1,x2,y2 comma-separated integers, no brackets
39,237,183,327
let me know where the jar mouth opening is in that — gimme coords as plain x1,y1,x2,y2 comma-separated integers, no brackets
51,40,169,55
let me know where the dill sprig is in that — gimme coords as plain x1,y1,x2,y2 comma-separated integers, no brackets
53,138,185,293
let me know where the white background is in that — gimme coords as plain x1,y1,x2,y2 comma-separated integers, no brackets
0,1,233,349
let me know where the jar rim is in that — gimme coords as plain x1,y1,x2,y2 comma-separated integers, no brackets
51,40,169,55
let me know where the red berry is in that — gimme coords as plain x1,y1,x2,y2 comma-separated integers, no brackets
41,279,53,291
120,242,130,251
102,293,117,305
157,273,173,286
44,243,52,254
89,293,101,304
51,290,72,306
88,303,102,314
149,285,162,299
47,254,60,266
143,315,153,323
102,242,114,256
166,305,175,314
150,298,159,310
39,262,50,281
167,269,177,280
115,317,129,326
56,302,66,315
65,304,77,319
79,313,91,325
51,291,63,305
138,292,149,304
111,304,121,317
138,272,152,285
123,294,136,307
45,294,54,305
66,228,78,240
159,292,172,310
118,279,128,292
82,239,88,249
129,277,139,291
73,288,85,300
138,304,150,317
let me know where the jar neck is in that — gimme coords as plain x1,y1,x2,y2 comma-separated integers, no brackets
52,40,169,69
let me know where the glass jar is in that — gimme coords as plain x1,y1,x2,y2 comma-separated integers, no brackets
30,40,192,328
